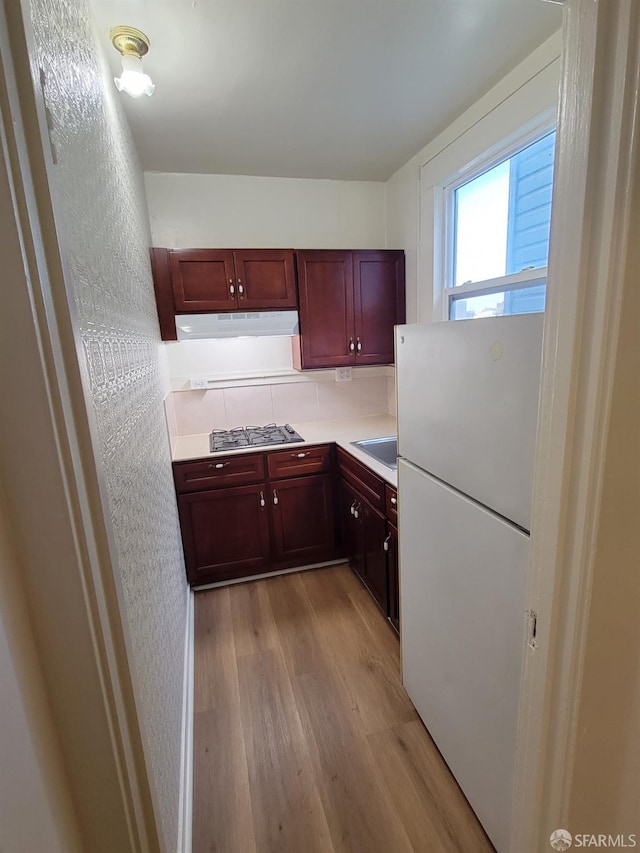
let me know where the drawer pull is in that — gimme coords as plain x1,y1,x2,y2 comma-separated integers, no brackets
209,462,230,469
354,503,360,520
383,534,391,552
349,337,355,353
238,280,244,297
273,489,279,506
292,451,310,458
229,282,235,297
356,337,362,352
390,496,397,506
259,491,265,508
350,500,357,516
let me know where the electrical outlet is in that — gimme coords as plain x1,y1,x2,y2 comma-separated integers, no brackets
190,378,208,389
335,367,352,382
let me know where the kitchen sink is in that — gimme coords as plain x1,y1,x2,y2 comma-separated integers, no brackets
351,436,398,469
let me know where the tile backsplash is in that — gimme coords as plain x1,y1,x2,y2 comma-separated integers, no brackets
169,374,393,435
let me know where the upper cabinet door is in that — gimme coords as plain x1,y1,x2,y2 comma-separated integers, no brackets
296,251,355,368
170,249,236,311
353,251,406,365
233,250,297,310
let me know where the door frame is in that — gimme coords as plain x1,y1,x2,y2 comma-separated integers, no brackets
512,0,640,847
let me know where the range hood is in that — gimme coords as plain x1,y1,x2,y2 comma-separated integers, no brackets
175,311,299,340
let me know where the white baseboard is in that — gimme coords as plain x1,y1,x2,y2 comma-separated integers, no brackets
177,588,194,853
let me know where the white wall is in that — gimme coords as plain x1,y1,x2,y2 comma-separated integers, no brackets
145,171,386,249
385,31,562,324
147,170,390,416
26,0,189,848
0,486,82,853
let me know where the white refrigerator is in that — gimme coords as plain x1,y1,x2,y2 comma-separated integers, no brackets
396,314,543,853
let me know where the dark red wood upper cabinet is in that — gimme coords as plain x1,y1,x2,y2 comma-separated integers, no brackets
353,251,406,365
169,248,296,314
270,474,335,564
295,251,355,369
233,250,297,309
294,249,405,370
150,247,178,340
170,249,236,312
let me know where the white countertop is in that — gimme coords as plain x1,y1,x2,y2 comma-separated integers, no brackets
171,414,398,486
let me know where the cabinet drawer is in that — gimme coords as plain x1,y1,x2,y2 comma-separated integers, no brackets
336,446,385,510
267,444,332,480
385,484,398,524
173,453,265,494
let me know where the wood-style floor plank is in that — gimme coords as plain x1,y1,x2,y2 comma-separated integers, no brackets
193,586,239,713
193,565,494,852
192,705,255,853
369,719,494,852
267,572,326,678
292,667,413,853
236,648,334,852
229,578,278,658
300,566,417,736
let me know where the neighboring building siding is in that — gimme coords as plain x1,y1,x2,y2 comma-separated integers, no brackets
27,1,187,849
505,130,555,314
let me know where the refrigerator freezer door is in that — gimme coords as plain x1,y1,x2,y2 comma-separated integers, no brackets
396,313,542,531
399,458,528,853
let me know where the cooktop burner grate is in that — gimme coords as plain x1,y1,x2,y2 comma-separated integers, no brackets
209,423,304,453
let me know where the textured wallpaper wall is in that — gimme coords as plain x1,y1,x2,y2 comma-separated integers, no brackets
27,1,187,849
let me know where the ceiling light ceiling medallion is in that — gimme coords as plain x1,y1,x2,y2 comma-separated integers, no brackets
110,26,155,98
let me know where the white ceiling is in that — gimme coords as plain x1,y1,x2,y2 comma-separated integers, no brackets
91,1,562,181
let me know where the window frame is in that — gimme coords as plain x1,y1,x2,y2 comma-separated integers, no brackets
438,114,557,321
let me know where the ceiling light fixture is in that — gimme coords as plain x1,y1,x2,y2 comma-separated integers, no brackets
110,26,155,98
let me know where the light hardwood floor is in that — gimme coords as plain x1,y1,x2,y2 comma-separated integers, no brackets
193,564,494,853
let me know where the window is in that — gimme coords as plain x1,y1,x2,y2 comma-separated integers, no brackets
444,129,556,320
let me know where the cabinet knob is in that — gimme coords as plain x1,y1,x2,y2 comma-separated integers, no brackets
209,461,229,469
354,503,360,519
349,338,355,353
259,491,266,508
273,489,279,506
237,280,244,297
350,500,356,516
356,337,362,352
229,283,235,296
292,451,309,458
390,496,397,506
383,533,391,552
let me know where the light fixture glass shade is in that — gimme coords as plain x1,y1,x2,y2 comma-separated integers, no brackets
114,55,155,98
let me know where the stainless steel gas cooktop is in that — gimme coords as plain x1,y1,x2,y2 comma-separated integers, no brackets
209,423,304,453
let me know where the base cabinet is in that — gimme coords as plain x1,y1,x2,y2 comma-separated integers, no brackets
361,501,388,613
177,483,271,584
338,450,399,632
341,480,365,579
271,474,335,565
174,446,337,585
173,443,398,608
387,523,399,633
